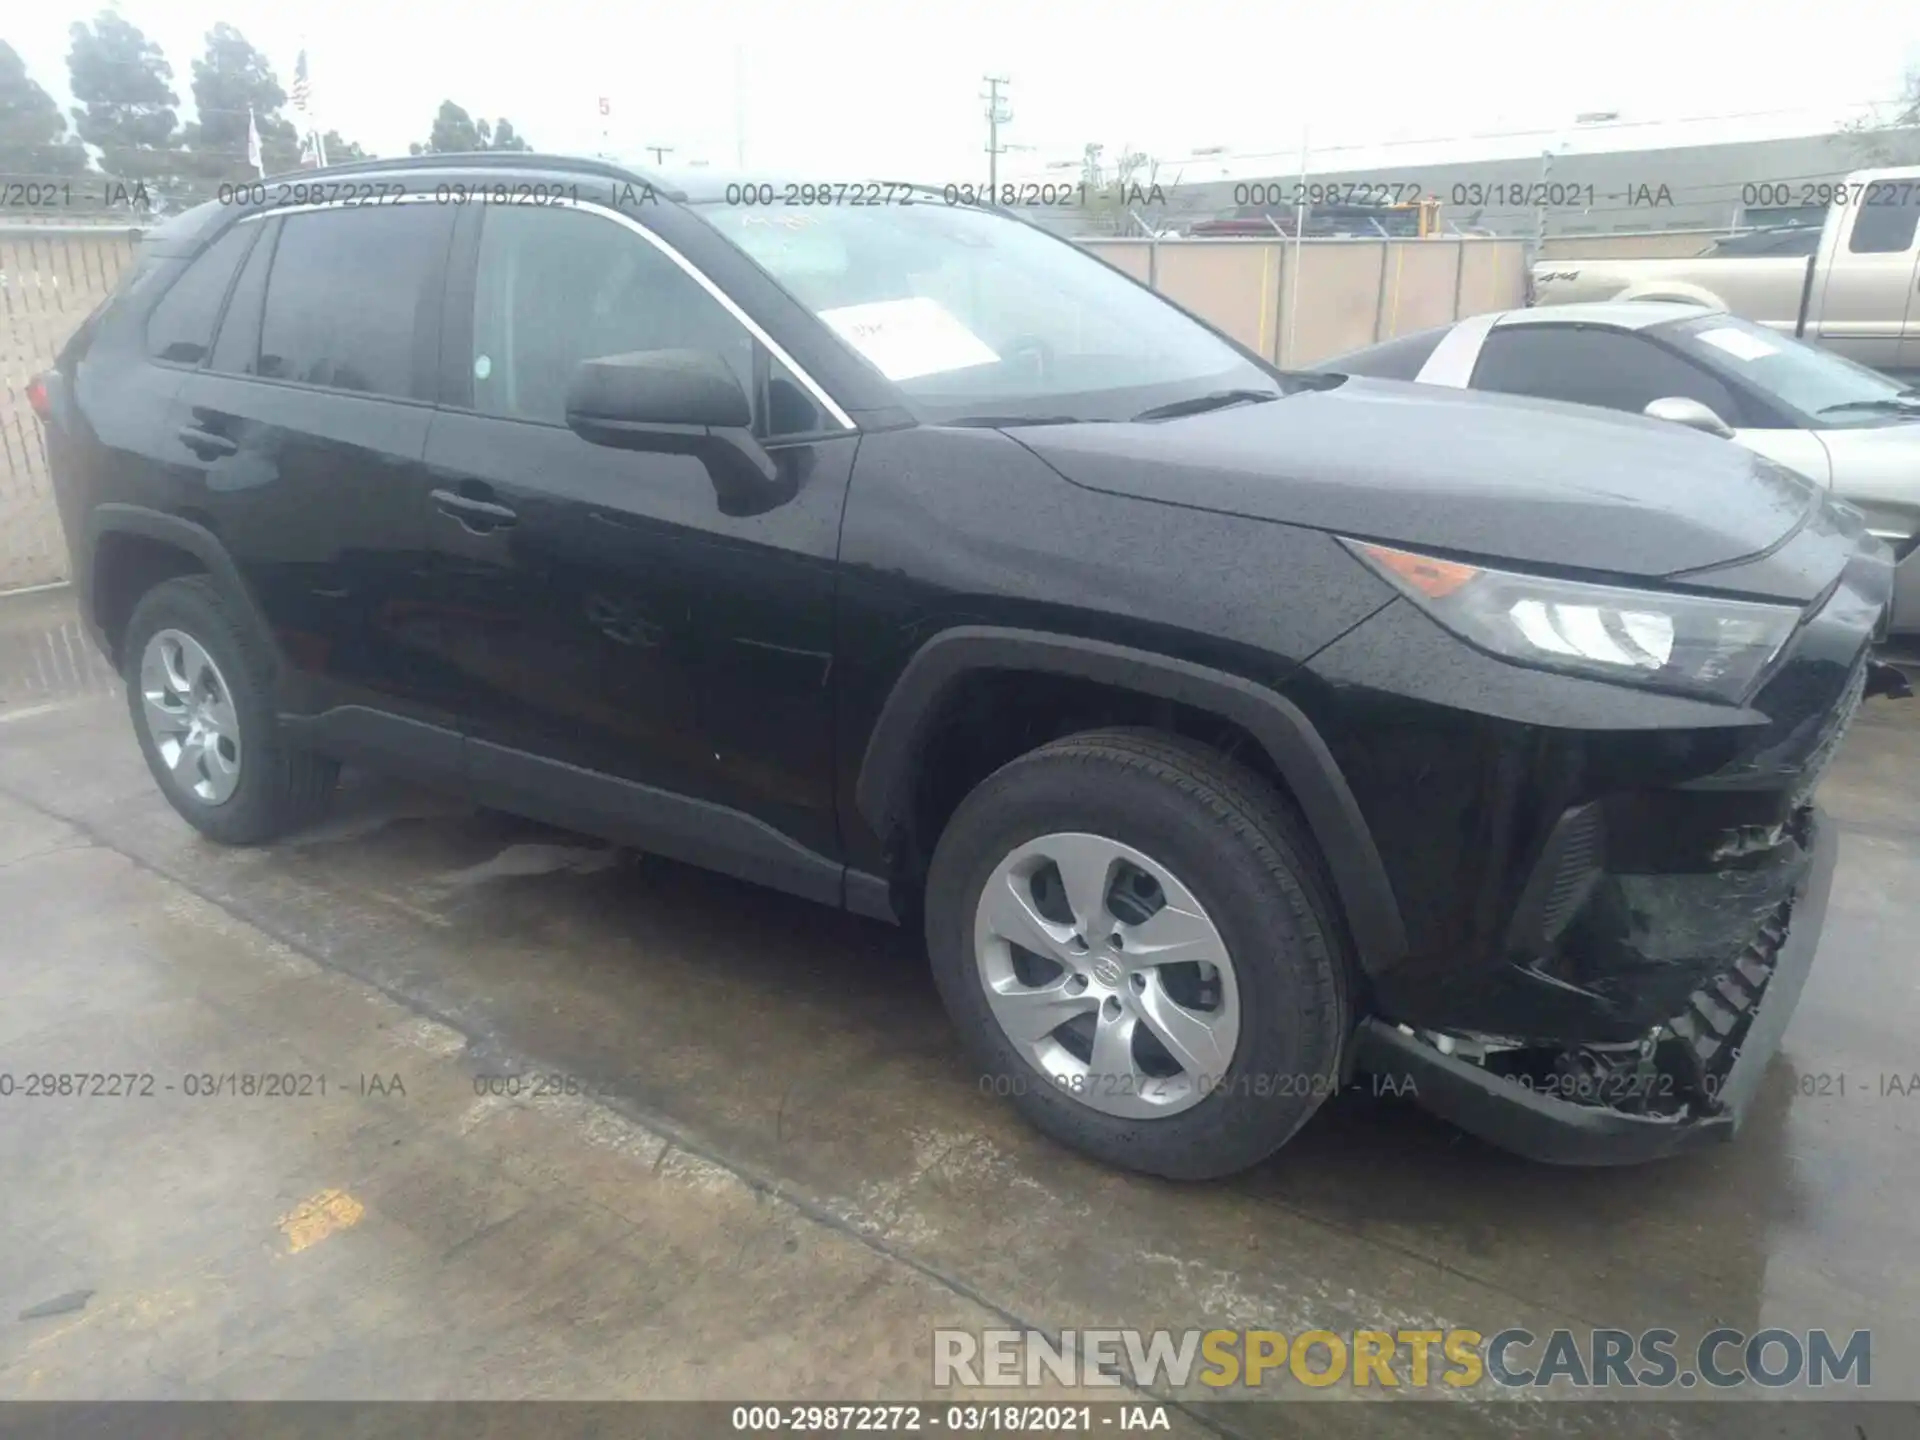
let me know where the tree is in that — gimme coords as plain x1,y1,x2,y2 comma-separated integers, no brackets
409,100,532,154
1893,66,1920,126
1077,142,1105,189
66,10,181,183
412,100,480,154
0,41,88,177
319,130,368,162
1074,141,1162,235
484,118,530,152
1841,67,1920,166
182,24,299,180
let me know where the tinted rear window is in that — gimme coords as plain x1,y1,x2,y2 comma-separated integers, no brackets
211,219,277,375
144,224,257,366
1321,326,1450,380
254,206,448,398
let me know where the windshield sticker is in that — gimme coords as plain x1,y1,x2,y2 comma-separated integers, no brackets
1695,326,1781,362
818,297,1000,380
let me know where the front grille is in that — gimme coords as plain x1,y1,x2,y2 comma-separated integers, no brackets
1664,895,1793,1104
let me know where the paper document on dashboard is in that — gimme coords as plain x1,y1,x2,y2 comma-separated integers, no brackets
818,297,1000,380
1694,326,1781,362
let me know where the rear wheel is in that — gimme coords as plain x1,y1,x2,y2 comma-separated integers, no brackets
925,729,1351,1179
124,576,337,844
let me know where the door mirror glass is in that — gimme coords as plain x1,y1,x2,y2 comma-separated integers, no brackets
1643,395,1734,439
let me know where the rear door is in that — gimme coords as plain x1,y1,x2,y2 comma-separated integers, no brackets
56,219,257,591
1813,183,1920,372
168,198,465,781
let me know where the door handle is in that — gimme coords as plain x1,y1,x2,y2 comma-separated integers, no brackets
176,425,237,458
430,487,518,531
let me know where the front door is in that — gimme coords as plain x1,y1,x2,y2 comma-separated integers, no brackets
1815,186,1920,373
416,196,856,889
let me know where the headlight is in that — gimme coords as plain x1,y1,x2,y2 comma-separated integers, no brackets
1343,539,1800,704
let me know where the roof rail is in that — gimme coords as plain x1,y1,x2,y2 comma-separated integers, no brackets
261,151,685,200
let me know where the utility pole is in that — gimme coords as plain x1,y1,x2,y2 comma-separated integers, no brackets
643,144,675,166
1285,125,1309,366
1534,146,1555,255
981,75,1011,195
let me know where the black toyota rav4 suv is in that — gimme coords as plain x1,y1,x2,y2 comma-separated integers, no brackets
35,153,1902,1178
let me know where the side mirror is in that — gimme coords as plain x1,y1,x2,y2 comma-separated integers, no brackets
565,350,790,512
1643,395,1734,439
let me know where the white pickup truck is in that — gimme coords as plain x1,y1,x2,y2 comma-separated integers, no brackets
1533,166,1920,375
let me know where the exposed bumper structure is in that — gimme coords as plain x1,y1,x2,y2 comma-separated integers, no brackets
1889,535,1920,636
1354,805,1838,1165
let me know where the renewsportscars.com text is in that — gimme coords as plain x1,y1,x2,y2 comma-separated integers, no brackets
933,1326,1871,1391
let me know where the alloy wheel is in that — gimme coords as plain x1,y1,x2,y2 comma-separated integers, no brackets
972,831,1240,1118
137,628,242,806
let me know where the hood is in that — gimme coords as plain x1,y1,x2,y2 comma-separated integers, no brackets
1820,416,1920,486
1818,419,1920,549
1017,376,1821,584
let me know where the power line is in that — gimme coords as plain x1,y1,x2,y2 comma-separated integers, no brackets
1256,102,1917,160
1003,100,1920,175
3,150,1909,190
12,90,1916,205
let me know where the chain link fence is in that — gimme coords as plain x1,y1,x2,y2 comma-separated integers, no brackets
1,223,141,591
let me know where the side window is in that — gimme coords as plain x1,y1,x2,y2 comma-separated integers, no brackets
1327,325,1450,380
1708,227,1820,257
471,205,816,435
255,206,448,398
209,218,277,375
765,363,824,435
144,224,257,365
1470,326,1745,424
1848,193,1920,255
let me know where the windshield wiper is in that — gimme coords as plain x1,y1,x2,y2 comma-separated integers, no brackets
1130,388,1281,422
1817,396,1920,415
945,414,1091,428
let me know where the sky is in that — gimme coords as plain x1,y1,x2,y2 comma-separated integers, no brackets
12,0,1920,182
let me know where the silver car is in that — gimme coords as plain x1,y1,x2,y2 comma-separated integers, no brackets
1324,302,1920,632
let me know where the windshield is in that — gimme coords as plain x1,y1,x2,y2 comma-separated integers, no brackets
1658,313,1920,430
698,199,1279,423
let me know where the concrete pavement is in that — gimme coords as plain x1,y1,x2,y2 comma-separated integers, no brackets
2,587,1917,1437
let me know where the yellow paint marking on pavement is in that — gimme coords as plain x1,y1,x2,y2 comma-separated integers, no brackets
278,1188,364,1252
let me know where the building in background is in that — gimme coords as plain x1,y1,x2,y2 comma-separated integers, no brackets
1025,127,1920,239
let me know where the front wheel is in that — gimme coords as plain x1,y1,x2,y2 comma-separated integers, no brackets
925,730,1352,1180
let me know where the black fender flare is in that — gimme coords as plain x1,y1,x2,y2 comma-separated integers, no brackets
854,626,1408,974
86,504,281,670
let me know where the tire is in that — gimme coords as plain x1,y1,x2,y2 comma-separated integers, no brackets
925,728,1351,1180
122,575,337,844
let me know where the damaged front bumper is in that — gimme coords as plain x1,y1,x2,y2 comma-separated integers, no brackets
1353,806,1839,1165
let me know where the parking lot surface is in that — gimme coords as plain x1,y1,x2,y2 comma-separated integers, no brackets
2,585,1917,1438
